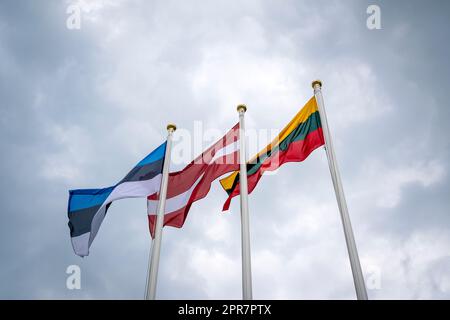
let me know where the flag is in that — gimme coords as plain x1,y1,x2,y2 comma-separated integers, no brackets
67,142,166,257
147,123,240,237
220,97,325,210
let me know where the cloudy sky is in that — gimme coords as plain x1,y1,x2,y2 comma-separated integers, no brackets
0,0,449,299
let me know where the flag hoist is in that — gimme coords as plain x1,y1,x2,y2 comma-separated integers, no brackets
312,80,368,300
145,124,176,300
237,104,253,300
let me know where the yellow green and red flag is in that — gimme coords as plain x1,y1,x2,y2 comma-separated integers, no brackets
220,97,325,210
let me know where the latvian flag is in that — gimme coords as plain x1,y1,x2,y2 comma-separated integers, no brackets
220,97,325,210
68,142,166,257
147,124,240,237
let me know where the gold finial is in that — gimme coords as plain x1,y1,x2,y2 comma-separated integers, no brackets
237,104,247,113
311,80,322,89
167,124,177,132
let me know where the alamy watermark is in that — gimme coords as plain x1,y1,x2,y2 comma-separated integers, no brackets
169,121,284,176
66,0,102,30
66,265,81,290
367,5,382,30
366,265,382,290
66,3,82,30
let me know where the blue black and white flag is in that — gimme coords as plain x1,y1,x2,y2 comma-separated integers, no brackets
67,142,166,257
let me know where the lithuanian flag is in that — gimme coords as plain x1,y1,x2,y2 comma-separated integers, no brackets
220,97,325,211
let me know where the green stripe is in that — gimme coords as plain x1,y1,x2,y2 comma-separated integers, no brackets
226,111,322,194
247,111,321,175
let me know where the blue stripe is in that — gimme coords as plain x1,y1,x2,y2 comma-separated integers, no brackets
136,142,166,167
68,187,114,212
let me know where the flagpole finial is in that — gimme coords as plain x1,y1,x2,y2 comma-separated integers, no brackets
167,124,177,132
312,80,322,89
237,104,247,113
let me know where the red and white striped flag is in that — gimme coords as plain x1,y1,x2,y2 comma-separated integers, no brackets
147,123,240,237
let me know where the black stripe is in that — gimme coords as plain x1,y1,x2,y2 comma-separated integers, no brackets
68,203,111,237
119,157,164,183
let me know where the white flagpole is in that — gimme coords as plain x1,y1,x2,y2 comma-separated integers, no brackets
145,124,176,300
312,80,368,300
237,104,253,300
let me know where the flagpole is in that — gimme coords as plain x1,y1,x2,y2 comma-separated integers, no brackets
237,104,253,300
145,124,176,300
312,80,368,300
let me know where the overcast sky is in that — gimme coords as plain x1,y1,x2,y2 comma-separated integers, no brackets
0,0,449,299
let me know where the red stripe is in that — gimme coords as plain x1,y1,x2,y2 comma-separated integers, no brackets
222,127,325,211
148,207,186,238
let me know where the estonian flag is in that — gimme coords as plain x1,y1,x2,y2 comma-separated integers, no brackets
67,142,166,257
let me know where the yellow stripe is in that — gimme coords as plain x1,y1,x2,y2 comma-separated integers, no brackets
251,97,318,162
220,96,318,191
220,171,239,191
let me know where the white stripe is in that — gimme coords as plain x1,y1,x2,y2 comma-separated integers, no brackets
71,232,91,257
210,140,239,163
147,175,203,215
104,174,162,204
89,205,108,248
147,144,239,216
147,143,238,215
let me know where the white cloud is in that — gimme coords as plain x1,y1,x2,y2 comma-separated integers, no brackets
364,230,450,299
187,247,239,299
326,62,393,128
40,124,92,183
354,159,446,208
67,0,125,17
